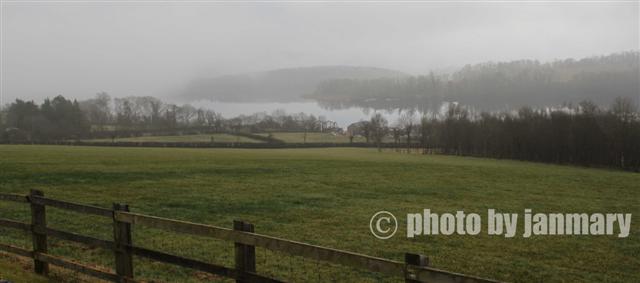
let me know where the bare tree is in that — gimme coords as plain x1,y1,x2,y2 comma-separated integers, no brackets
205,110,222,131
177,104,197,127
370,113,388,151
114,98,135,130
79,92,112,131
396,110,417,152
147,97,164,127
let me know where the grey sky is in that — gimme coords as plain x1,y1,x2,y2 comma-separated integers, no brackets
1,1,638,104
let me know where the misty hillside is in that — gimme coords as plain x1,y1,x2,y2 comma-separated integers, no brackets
311,51,640,111
182,66,408,102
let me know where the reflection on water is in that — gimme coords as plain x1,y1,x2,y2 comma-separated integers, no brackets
192,100,411,128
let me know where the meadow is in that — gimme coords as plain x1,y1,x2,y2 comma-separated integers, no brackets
0,145,638,282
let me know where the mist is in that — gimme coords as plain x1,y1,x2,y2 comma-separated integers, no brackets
1,2,638,105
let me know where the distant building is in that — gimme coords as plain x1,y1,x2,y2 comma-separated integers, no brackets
347,121,368,137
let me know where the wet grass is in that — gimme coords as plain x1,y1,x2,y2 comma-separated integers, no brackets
0,145,638,282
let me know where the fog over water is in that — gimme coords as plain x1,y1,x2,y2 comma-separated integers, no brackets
193,100,408,127
1,1,638,120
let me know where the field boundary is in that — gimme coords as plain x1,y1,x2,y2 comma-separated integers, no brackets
0,190,500,283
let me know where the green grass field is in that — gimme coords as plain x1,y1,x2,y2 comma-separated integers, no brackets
0,255,50,283
0,145,638,282
84,133,262,143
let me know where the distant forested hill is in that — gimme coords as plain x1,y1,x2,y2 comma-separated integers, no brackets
310,51,639,111
182,66,408,102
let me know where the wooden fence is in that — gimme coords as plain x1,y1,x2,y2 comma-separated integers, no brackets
0,190,500,283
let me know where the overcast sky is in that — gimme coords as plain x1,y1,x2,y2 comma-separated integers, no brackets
1,1,638,104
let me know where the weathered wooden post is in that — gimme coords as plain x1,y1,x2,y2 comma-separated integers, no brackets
30,189,48,275
234,220,256,283
113,203,134,282
405,253,429,283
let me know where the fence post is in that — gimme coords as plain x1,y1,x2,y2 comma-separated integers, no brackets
30,189,48,275
113,203,134,282
234,220,256,283
405,253,429,283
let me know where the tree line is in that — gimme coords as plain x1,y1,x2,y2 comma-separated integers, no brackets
1,94,638,171
355,97,639,170
0,93,341,141
0,96,88,141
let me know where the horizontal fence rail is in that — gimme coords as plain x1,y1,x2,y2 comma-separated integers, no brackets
30,195,114,217
0,191,501,283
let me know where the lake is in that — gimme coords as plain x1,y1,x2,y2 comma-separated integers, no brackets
192,100,410,128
